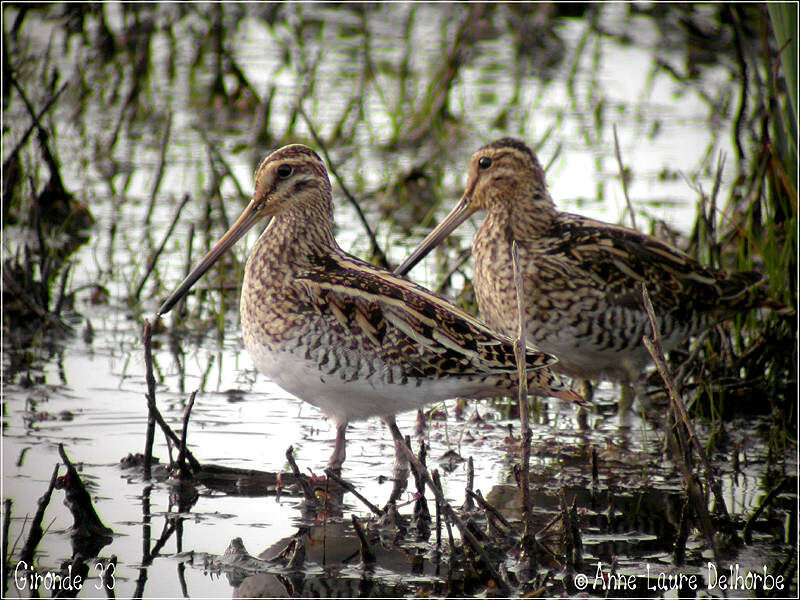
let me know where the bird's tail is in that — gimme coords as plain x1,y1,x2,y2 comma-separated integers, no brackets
526,369,587,406
719,271,792,315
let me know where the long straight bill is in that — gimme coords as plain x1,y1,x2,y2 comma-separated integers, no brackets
393,195,476,277
157,204,263,316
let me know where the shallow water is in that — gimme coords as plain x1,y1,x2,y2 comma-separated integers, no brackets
3,4,796,598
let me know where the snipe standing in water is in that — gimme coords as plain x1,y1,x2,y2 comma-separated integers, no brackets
158,144,582,472
396,137,782,403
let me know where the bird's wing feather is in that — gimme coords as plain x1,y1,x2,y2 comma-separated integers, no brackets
296,252,558,379
551,214,764,315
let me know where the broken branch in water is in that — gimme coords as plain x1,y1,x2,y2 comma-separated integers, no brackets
324,469,383,516
384,418,512,595
351,515,376,565
511,240,535,561
56,444,113,557
143,320,157,480
19,463,59,567
142,320,202,475
178,390,197,479
640,283,725,564
285,446,319,506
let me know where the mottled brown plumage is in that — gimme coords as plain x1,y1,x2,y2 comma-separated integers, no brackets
396,137,777,386
158,144,581,470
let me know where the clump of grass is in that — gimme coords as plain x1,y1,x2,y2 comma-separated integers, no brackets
678,6,797,444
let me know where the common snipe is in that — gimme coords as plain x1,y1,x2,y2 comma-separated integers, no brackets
159,144,582,471
396,137,780,400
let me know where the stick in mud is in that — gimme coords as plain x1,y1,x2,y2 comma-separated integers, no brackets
511,240,536,559
433,470,457,558
143,320,157,480
284,446,318,506
142,319,202,474
324,469,383,516
640,283,725,565
178,390,197,479
385,419,512,595
57,444,113,546
350,515,376,565
462,456,474,511
641,283,729,515
673,496,690,565
413,444,431,535
467,490,514,533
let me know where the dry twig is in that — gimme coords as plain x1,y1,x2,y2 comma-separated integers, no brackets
324,469,383,516
178,391,197,479
640,283,729,518
640,283,726,565
512,240,536,558
384,419,512,595
143,320,157,480
285,446,318,505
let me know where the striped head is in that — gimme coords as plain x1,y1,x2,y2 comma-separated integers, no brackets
251,144,333,220
158,144,334,316
396,137,556,276
463,138,551,214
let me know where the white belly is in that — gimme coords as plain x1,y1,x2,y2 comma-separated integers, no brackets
245,341,489,425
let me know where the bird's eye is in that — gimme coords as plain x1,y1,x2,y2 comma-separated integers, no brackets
277,164,293,178
478,156,492,169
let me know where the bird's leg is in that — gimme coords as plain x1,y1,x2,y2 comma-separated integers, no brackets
327,421,348,473
577,379,594,402
382,415,409,504
575,379,593,431
618,382,634,414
